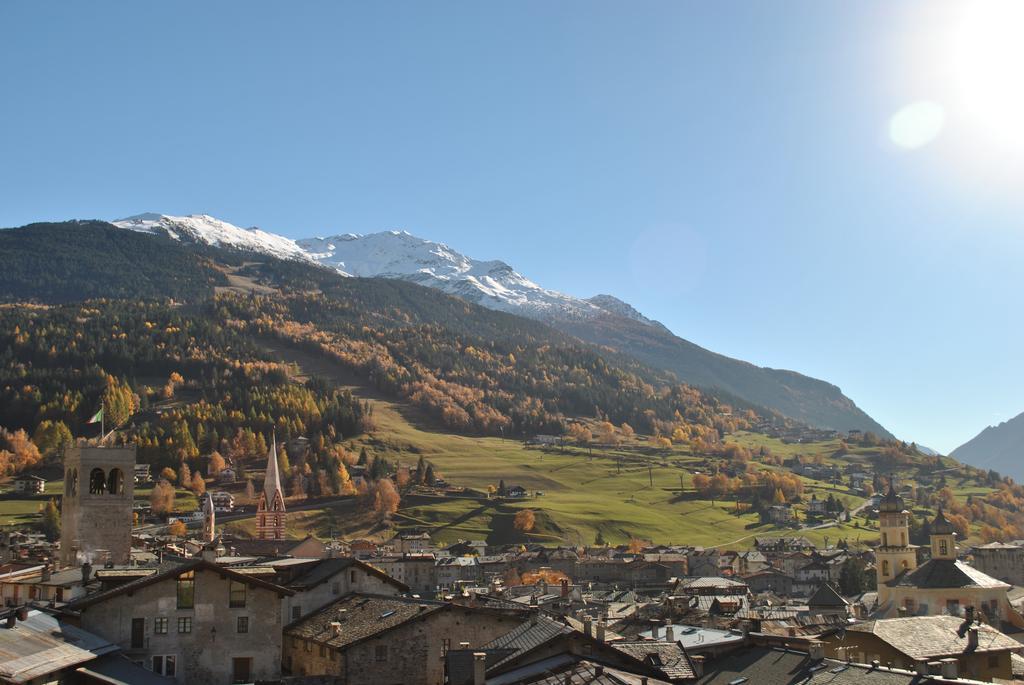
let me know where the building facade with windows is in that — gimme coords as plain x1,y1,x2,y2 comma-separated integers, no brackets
66,560,292,685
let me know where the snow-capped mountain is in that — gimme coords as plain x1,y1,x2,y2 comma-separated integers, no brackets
110,214,663,325
98,212,893,436
297,231,648,323
114,213,311,262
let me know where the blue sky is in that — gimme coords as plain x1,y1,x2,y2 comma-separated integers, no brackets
2,2,1022,454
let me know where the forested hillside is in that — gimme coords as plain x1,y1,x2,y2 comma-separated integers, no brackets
0,222,229,302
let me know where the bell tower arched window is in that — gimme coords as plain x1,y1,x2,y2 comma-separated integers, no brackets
107,468,124,495
89,468,106,494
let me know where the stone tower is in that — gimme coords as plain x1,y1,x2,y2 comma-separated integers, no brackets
256,435,286,540
201,491,216,543
876,480,918,604
60,445,135,568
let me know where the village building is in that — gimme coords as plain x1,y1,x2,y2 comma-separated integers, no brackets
274,557,408,623
282,593,526,684
875,494,1022,624
970,541,1024,587
0,606,167,685
821,614,1020,681
66,559,293,685
12,475,44,495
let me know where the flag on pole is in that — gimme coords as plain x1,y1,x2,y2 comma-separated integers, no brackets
87,408,104,424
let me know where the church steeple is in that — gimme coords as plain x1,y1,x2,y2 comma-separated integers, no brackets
256,433,287,540
876,476,918,602
930,506,957,560
201,491,215,543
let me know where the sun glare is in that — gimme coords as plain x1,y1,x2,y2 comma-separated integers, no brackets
889,101,945,149
953,0,1024,148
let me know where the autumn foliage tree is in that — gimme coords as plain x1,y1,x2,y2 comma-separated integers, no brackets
373,479,401,521
514,509,536,532
150,480,176,515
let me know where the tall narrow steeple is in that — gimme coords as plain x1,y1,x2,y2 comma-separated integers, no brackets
256,433,287,540
201,491,216,543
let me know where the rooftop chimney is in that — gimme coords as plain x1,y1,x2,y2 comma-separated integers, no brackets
966,605,975,623
897,606,907,618
691,655,705,678
915,660,928,675
41,565,51,583
460,642,470,649
651,620,661,640
968,626,979,651
808,641,825,660
665,622,675,643
473,652,487,685
583,615,593,638
594,665,604,676
596,619,606,643
940,658,958,679
330,621,342,637
561,578,569,597
81,562,92,585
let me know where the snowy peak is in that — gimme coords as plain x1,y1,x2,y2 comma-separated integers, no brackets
109,213,664,328
296,230,618,321
587,294,668,330
113,213,311,262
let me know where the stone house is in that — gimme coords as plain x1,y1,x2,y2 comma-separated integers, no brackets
436,556,481,591
970,542,1024,587
370,555,437,596
66,559,293,685
820,614,1020,682
282,593,527,684
742,568,794,596
274,557,409,624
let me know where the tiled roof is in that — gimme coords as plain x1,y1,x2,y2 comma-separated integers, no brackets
285,593,447,648
889,559,1008,589
610,641,695,680
847,615,1021,659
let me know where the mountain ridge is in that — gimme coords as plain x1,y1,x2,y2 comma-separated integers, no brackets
951,411,1024,481
18,213,893,437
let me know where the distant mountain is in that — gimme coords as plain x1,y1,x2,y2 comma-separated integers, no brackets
93,214,892,436
952,411,1024,480
114,213,311,262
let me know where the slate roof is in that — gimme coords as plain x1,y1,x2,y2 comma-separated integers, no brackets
284,557,409,592
677,576,746,590
693,647,927,685
610,641,695,680
888,558,1009,589
483,614,575,667
846,615,1021,659
285,593,448,648
0,609,119,684
807,583,849,607
65,559,293,610
491,656,673,685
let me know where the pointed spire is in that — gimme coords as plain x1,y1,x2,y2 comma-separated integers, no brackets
264,432,284,508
